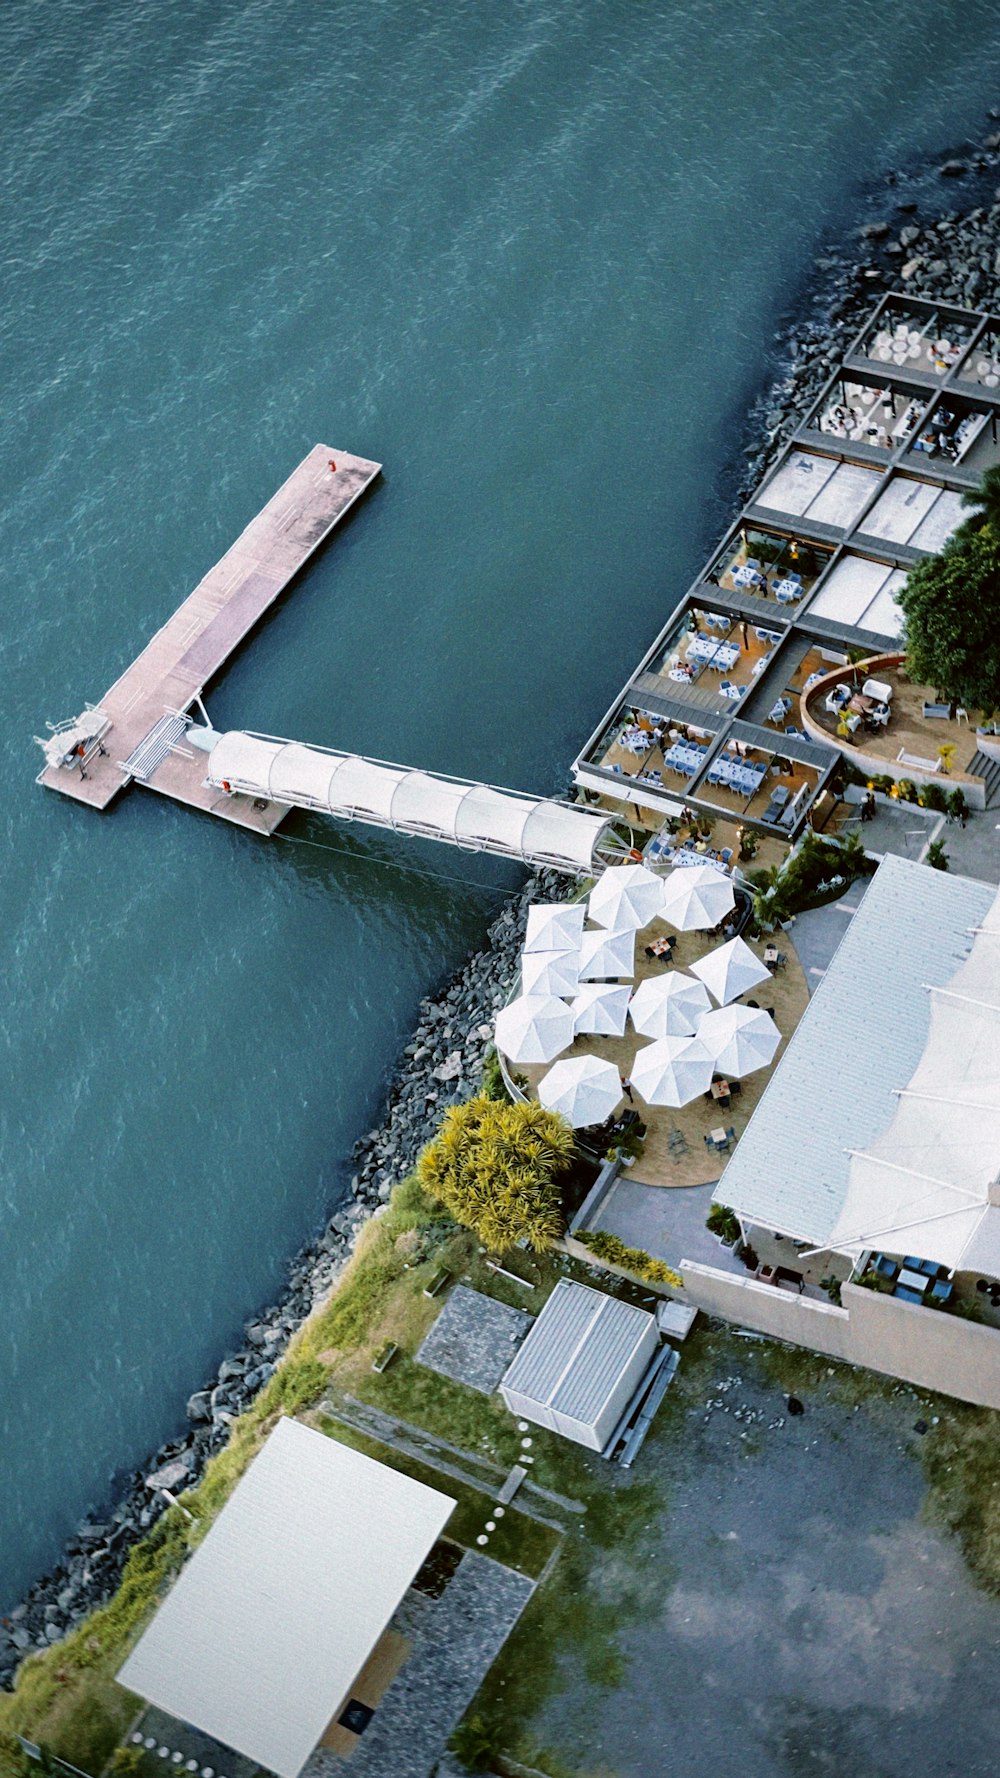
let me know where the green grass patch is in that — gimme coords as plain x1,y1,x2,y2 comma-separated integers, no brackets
313,1414,558,1578
919,1403,1000,1594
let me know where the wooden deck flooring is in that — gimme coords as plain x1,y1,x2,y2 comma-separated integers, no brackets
36,445,381,830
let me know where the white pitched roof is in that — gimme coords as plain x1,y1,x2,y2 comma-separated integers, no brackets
117,1419,454,1778
711,855,996,1246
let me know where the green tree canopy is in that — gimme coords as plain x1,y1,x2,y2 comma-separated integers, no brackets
417,1094,575,1253
896,524,1000,714
957,462,1000,539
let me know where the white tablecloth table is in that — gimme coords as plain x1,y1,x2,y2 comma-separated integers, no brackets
686,635,740,669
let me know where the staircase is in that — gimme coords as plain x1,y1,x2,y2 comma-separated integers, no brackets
969,748,1000,808
121,713,190,782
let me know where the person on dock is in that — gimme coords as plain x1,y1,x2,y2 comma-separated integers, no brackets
328,458,337,473
620,1073,634,1104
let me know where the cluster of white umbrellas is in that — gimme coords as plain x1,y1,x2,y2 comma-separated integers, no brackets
494,862,781,1126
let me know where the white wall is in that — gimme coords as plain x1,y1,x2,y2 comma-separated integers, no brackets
681,1262,1000,1410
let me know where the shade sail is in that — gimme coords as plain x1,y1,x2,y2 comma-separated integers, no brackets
495,994,576,1065
206,733,611,873
630,1034,715,1107
698,1004,781,1076
570,983,632,1036
660,864,735,932
628,972,712,1039
537,1056,623,1126
824,889,1000,1271
588,863,665,932
577,928,635,981
690,936,770,1005
520,949,580,998
524,903,586,954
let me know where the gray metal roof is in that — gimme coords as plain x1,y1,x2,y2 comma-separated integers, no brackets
708,855,996,1245
501,1280,654,1427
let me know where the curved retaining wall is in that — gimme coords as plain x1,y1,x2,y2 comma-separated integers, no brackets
800,656,987,809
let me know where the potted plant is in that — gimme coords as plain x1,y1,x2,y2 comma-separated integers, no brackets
937,741,957,775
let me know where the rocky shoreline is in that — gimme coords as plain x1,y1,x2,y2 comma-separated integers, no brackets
5,113,1000,1694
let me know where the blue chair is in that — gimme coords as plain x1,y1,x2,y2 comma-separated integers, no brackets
872,1253,897,1279
894,1285,923,1304
931,1279,954,1304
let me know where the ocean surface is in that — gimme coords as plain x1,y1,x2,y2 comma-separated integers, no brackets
4,0,1000,1607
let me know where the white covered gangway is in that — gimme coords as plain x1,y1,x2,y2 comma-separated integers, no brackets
203,730,620,875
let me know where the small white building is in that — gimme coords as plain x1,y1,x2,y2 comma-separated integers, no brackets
117,1417,454,1778
500,1279,658,1451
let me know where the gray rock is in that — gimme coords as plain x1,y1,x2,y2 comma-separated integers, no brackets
186,1389,212,1424
145,1458,191,1493
939,159,967,178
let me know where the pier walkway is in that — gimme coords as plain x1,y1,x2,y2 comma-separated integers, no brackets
36,445,381,835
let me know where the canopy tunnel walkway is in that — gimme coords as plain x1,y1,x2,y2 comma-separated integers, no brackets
200,728,618,875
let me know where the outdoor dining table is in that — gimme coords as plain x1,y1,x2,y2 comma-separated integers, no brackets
670,848,730,873
686,635,740,668
897,1267,930,1293
731,564,765,589
618,728,650,753
663,744,703,774
773,578,801,602
710,1079,732,1101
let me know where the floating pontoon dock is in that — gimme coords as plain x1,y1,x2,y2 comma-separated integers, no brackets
35,446,382,835
35,445,618,873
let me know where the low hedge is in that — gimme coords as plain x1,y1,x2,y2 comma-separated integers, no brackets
577,1230,682,1289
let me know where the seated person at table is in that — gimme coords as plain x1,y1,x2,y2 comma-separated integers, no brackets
644,934,675,960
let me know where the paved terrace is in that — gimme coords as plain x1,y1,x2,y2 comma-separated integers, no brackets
517,913,809,1188
36,446,381,834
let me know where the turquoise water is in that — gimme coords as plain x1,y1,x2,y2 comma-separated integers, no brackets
4,0,1000,1606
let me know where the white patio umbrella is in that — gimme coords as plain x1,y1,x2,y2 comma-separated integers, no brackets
697,1004,781,1077
495,995,576,1065
524,902,586,954
659,864,735,932
628,971,712,1039
690,936,771,1006
520,948,580,998
537,1055,623,1127
630,1034,715,1107
577,927,635,981
588,863,665,932
570,982,632,1037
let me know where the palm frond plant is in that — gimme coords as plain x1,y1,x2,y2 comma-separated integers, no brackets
417,1095,573,1254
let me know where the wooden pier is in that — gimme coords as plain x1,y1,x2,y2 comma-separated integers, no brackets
36,445,381,834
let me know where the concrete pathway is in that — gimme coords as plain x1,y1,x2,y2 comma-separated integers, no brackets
595,1175,740,1273
784,877,871,995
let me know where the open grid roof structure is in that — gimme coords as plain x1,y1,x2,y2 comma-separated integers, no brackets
573,292,1000,837
117,1418,454,1778
705,855,996,1251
